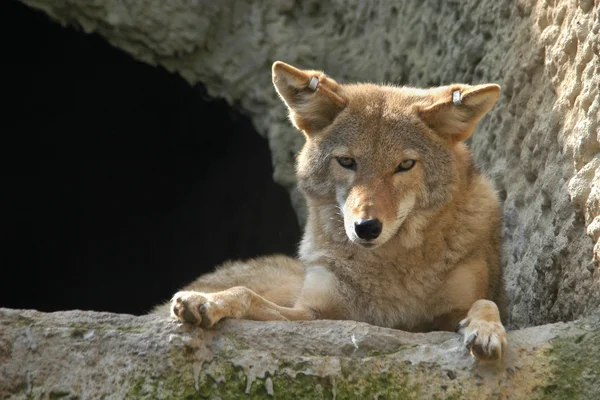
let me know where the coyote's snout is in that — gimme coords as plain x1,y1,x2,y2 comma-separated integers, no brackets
158,61,508,361
339,177,418,249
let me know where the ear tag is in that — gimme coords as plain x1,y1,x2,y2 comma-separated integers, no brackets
452,90,462,106
308,76,319,91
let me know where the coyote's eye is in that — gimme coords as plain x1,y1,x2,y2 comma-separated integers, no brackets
395,159,416,173
336,157,357,171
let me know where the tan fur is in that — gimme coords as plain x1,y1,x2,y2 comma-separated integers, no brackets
157,61,508,361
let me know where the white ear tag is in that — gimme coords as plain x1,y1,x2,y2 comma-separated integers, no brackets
308,76,319,91
452,90,462,106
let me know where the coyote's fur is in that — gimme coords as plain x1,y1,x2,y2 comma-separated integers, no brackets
156,61,508,360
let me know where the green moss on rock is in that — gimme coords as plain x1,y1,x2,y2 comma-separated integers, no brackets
122,353,433,400
3,314,34,327
540,327,600,400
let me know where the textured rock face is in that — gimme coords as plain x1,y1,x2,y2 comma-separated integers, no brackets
2,308,600,399
17,0,599,328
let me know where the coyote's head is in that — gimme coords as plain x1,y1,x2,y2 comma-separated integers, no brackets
272,61,500,249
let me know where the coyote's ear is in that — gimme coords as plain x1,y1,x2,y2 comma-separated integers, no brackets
272,61,347,135
417,84,500,142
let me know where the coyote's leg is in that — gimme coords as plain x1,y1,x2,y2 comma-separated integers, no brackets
171,287,314,327
430,259,507,361
151,255,304,315
457,299,507,361
170,264,341,327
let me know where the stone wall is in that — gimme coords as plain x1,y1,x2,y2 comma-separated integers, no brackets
17,0,600,327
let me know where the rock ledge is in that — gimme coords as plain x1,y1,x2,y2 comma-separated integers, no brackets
1,308,599,398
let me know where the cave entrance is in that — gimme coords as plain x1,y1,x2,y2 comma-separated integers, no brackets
0,0,301,315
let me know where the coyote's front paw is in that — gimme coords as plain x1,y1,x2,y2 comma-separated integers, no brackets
458,300,507,361
458,318,507,360
171,291,223,328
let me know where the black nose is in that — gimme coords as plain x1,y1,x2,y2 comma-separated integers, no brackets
354,219,382,240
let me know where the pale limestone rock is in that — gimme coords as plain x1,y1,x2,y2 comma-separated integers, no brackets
1,308,600,399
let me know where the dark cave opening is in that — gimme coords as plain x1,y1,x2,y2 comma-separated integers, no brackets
0,0,301,315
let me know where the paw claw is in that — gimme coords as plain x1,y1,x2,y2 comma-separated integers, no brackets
462,321,507,361
172,305,181,317
181,307,199,324
199,314,213,329
464,331,478,347
456,318,470,332
471,341,486,358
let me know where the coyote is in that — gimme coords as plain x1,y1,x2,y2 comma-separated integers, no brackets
158,61,508,360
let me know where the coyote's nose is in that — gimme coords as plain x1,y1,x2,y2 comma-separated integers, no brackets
354,218,382,240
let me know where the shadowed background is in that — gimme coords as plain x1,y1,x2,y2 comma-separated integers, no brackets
0,0,301,315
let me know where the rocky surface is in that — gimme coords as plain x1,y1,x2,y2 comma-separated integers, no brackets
1,307,600,399
16,0,600,328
